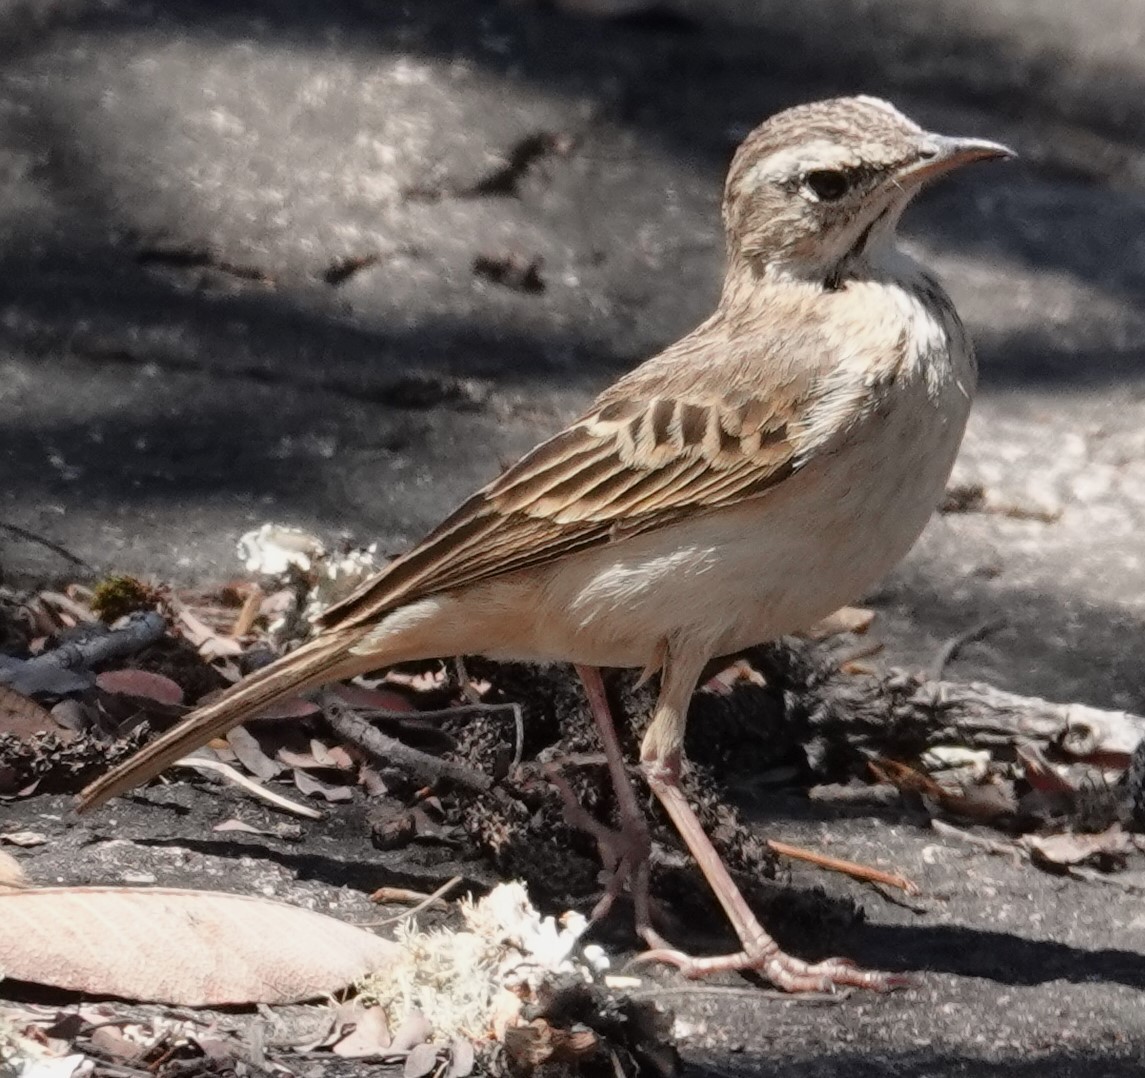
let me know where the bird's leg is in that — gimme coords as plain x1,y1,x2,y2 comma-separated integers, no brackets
550,664,654,925
636,643,907,993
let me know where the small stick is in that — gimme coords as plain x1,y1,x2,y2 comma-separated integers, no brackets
38,590,99,624
0,521,90,568
930,818,1019,857
13,611,166,675
231,585,264,637
930,618,1004,679
367,875,463,926
766,838,920,895
178,756,324,819
321,692,492,793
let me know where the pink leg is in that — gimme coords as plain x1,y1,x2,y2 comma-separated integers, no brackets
549,665,655,927
634,643,909,993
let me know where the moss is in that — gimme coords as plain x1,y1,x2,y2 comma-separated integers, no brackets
89,575,159,623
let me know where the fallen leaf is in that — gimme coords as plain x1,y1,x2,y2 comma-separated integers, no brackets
1,831,47,847
390,1009,432,1053
804,605,876,639
1024,827,1132,871
89,1025,144,1064
445,1036,476,1078
332,1004,392,1058
226,726,284,780
256,695,322,721
173,604,245,659
0,887,400,1005
97,669,184,706
0,848,30,889
293,770,354,802
334,683,415,713
0,683,59,740
404,1042,440,1078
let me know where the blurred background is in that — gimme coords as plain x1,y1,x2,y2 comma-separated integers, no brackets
2,0,1144,708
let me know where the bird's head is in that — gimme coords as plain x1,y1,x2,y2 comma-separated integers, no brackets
723,96,1012,287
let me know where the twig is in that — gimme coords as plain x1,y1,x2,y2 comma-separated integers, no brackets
38,590,98,624
231,585,263,637
0,521,91,568
930,618,1004,679
178,755,324,819
452,656,483,704
0,611,168,694
320,692,492,793
367,875,463,926
766,838,920,895
930,818,1020,857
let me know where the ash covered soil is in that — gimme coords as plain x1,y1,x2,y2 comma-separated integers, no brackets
3,0,1145,1073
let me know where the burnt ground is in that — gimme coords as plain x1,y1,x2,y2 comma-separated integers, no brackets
3,0,1145,1072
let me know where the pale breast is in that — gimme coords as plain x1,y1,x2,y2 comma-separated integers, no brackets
515,273,975,668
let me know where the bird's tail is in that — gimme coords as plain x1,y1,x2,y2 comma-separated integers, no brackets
76,628,371,813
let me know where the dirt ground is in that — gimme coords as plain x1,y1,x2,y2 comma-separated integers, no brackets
3,0,1145,1073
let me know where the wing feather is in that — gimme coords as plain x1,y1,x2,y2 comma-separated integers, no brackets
316,388,812,631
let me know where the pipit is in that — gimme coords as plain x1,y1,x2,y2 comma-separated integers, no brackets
78,96,1011,992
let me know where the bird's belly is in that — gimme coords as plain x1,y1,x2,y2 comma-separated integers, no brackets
508,376,970,669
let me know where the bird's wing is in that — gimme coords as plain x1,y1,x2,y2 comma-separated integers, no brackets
316,325,882,632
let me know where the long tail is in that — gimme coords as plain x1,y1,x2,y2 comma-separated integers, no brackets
76,628,371,813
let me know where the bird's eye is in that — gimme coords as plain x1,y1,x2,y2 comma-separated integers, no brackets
803,169,850,202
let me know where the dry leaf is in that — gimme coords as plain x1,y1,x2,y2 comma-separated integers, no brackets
1024,827,1132,871
256,695,321,721
445,1036,476,1078
390,1009,432,1053
226,726,284,780
334,683,415,713
804,605,876,639
96,669,184,705
332,1004,392,1058
404,1042,440,1078
0,848,30,889
1,830,47,847
293,770,354,802
174,604,245,660
0,887,399,1004
0,683,59,741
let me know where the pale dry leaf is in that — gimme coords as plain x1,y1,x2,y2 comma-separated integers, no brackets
174,605,245,659
0,887,400,1005
213,819,273,837
445,1036,476,1078
404,1042,440,1078
0,847,30,888
390,1009,432,1053
1023,827,1132,869
331,1004,392,1058
1,831,47,847
803,605,876,639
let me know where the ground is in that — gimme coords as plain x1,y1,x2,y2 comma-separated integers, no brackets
2,0,1145,1073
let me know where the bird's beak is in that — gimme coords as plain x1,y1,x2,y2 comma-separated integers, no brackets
897,134,1015,186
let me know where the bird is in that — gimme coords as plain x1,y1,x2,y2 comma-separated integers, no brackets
77,95,1012,992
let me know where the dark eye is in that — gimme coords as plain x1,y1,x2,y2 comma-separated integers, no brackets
803,169,850,202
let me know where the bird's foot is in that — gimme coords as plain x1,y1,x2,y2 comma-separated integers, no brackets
631,925,911,992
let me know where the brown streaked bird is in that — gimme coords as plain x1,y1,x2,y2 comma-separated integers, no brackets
78,96,1012,991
